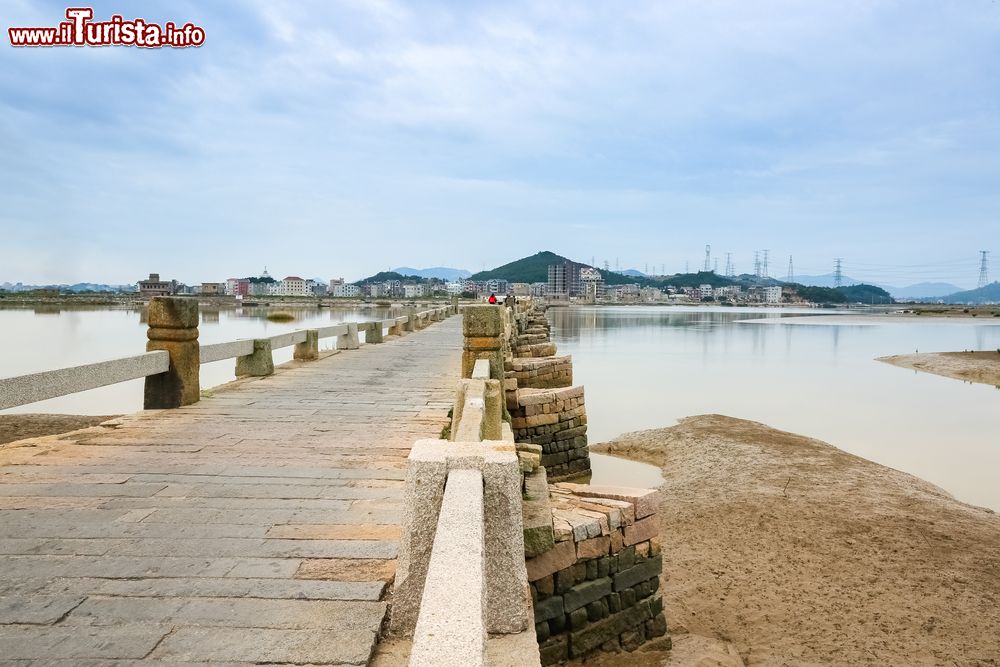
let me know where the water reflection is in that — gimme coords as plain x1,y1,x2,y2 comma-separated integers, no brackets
551,306,1000,510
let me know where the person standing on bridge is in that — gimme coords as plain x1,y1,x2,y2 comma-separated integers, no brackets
488,293,497,304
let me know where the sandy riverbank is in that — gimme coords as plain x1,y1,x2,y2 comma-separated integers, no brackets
0,414,117,445
879,351,1000,388
587,414,1000,666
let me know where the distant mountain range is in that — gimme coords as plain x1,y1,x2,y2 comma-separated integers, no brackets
391,267,471,281
791,274,963,299
0,282,136,293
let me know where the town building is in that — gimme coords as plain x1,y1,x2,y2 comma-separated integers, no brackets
332,283,361,298
137,273,177,298
278,276,308,297
547,261,586,297
579,268,605,302
200,282,226,296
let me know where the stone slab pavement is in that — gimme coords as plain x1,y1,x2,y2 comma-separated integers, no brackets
0,316,461,666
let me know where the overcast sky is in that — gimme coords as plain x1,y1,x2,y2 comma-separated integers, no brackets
2,0,998,287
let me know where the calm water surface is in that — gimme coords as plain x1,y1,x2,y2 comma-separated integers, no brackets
550,306,1000,511
0,305,399,416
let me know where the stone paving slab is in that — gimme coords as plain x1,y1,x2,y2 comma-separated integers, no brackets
0,317,461,665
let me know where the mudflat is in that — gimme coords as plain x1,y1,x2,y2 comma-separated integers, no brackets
879,351,1000,388
0,414,117,445
590,414,1000,666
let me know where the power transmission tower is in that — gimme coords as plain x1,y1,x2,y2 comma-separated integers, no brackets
603,260,610,272
615,257,619,272
979,251,990,288
753,251,761,279
704,245,712,272
661,264,665,276
685,261,690,274
762,249,770,278
724,253,733,277
714,259,719,273
834,258,844,287
787,255,794,283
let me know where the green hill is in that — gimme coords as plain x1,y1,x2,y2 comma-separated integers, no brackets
789,283,894,304
939,282,1000,304
354,271,426,285
469,251,574,283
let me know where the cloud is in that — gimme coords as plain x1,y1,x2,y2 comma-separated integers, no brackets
0,0,997,286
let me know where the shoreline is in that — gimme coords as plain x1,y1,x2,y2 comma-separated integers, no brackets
589,414,1000,665
879,351,1000,387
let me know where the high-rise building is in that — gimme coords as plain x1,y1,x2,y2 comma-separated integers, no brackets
547,261,586,296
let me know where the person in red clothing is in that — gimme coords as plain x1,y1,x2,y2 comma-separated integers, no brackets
487,293,498,304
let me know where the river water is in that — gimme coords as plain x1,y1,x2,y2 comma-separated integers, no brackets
3,304,998,509
0,305,397,416
549,306,1000,511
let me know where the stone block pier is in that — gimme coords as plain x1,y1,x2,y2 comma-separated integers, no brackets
0,298,665,665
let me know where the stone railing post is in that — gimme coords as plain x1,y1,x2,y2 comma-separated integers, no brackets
337,322,360,350
293,329,319,360
451,295,459,315
462,305,505,382
404,306,417,333
144,297,200,409
236,339,274,376
366,321,384,344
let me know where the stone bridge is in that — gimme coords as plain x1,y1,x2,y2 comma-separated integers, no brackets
0,299,665,666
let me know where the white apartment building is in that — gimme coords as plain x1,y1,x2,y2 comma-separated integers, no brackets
332,283,361,297
764,285,783,303
403,284,429,298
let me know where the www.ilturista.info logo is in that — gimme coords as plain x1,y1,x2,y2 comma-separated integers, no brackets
8,7,205,48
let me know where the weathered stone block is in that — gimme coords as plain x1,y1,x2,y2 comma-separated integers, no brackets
539,636,568,666
646,612,667,638
623,516,659,546
293,329,319,360
569,599,652,657
336,322,360,350
463,305,505,337
563,577,612,614
235,339,273,377
534,595,564,623
613,556,662,592
576,535,611,560
366,322,384,344
568,607,589,630
526,539,576,582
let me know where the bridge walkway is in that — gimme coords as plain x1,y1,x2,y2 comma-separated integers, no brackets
0,317,461,666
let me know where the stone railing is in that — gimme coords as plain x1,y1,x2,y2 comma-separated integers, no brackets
0,296,456,411
394,310,536,666
394,303,665,665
